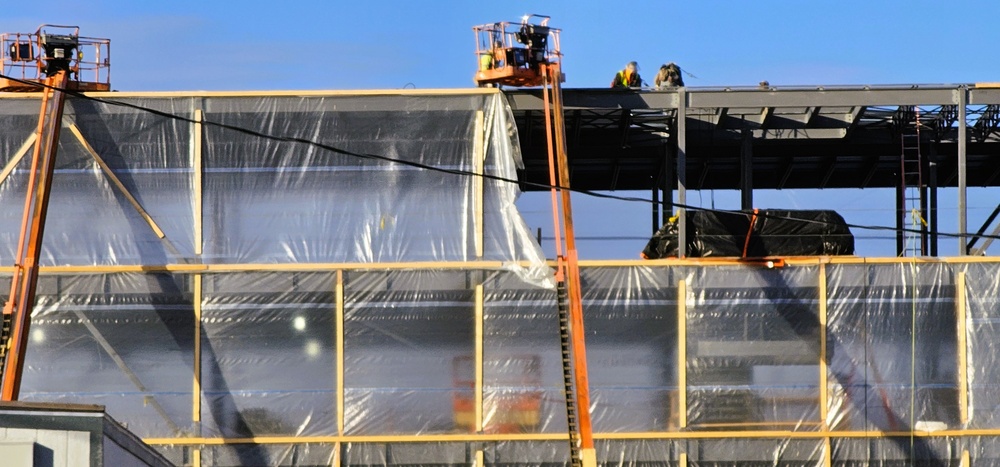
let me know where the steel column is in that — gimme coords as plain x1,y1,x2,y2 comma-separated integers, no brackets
958,88,968,255
677,89,688,258
740,129,753,210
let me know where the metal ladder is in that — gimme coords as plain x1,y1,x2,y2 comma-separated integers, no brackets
556,281,582,467
899,106,926,256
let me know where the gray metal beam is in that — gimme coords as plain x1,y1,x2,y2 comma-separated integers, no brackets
505,85,962,112
677,88,687,258
740,130,753,210
968,87,1000,105
687,87,961,109
958,87,968,255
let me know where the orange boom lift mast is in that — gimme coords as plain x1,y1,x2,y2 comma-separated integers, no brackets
474,16,596,467
0,25,111,400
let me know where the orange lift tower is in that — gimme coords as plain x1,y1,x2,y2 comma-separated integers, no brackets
474,16,596,467
0,25,111,400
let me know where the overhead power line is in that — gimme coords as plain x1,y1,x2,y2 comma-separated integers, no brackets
1,72,997,243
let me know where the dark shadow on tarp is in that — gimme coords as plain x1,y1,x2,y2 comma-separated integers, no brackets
66,98,269,465
755,264,948,466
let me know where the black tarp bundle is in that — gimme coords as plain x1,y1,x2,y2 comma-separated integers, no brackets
642,210,855,258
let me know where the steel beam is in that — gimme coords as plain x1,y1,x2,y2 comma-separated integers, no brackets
677,88,687,258
507,86,961,112
958,87,968,255
740,129,753,210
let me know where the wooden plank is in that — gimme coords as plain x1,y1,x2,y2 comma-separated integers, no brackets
141,426,1000,445
961,449,970,467
819,264,829,428
474,283,484,432
67,123,167,239
193,274,202,425
0,133,37,186
679,452,687,467
193,109,204,256
957,271,969,426
336,270,345,436
677,279,687,429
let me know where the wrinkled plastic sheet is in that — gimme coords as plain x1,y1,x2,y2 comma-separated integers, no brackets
201,443,336,467
826,263,959,432
685,265,822,430
581,267,680,432
16,272,196,439
0,92,546,271
343,270,476,435
9,261,999,465
200,272,337,438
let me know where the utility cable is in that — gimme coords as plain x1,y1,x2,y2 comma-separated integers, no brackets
3,72,999,243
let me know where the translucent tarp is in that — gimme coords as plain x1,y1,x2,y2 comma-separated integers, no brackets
2,91,997,465
0,92,545,269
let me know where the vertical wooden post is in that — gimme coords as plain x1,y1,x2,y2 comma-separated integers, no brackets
956,271,968,426
192,273,203,467
192,109,204,257
679,452,688,467
677,279,687,429
961,449,970,467
190,107,204,467
819,263,831,467
336,270,345,436
475,283,484,433
192,274,202,427
819,264,829,426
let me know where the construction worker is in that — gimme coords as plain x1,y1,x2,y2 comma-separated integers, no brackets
611,61,641,88
654,62,684,89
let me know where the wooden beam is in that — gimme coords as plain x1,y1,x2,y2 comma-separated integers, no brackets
0,133,37,186
819,264,829,428
142,426,1000,445
336,270,345,436
957,271,968,426
193,109,204,256
193,274,202,428
677,279,687,429
474,282,484,432
67,123,167,239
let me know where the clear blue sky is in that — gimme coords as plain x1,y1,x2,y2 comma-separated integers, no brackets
7,1,1000,258
9,0,1000,90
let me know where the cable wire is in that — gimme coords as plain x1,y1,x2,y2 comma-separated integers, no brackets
3,72,999,243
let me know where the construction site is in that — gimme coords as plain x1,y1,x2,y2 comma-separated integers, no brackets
1,18,1000,467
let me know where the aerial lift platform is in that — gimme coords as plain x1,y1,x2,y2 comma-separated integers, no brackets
0,25,111,401
474,15,595,467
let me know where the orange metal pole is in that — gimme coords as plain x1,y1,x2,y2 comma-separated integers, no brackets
1,71,69,401
541,70,565,267
547,62,596,458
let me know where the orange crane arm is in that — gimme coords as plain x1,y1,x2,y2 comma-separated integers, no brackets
0,70,69,401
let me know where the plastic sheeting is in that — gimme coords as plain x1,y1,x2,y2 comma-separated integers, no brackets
12,262,1000,465
0,92,545,269
3,91,999,465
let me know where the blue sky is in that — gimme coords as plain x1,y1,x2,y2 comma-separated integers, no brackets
9,1,1000,90
6,1,1000,258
